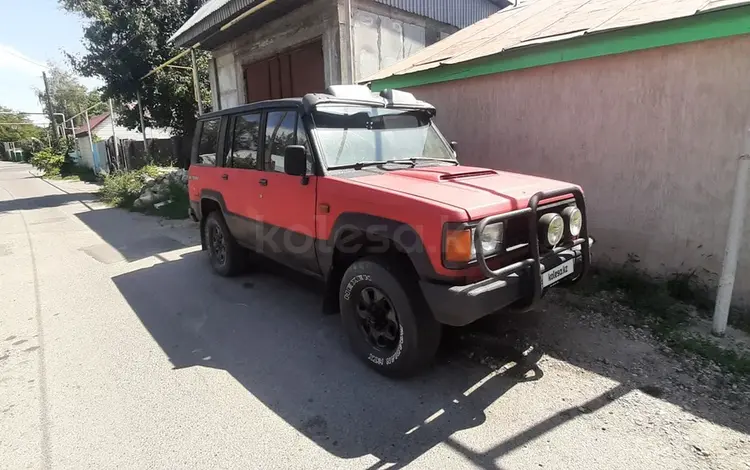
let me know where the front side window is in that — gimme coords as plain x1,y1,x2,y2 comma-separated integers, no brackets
264,110,298,173
197,118,220,166
231,113,261,169
311,106,455,168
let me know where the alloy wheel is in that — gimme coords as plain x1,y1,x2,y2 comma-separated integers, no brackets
356,286,401,351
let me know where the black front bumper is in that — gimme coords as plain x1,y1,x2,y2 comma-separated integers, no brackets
422,245,588,326
422,187,592,327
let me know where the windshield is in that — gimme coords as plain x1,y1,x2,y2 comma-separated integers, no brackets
311,105,455,167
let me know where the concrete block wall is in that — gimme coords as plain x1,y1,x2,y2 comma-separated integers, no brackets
352,1,457,82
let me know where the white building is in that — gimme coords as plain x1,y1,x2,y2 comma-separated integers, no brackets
74,112,171,172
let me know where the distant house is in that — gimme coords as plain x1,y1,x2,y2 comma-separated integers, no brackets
169,0,508,110
366,0,750,303
74,112,171,172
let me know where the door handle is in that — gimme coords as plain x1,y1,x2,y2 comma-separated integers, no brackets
221,174,229,180
259,178,268,186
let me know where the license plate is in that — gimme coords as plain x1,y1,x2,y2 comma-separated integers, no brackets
542,259,575,288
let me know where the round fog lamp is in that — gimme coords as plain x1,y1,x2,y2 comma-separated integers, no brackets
563,206,583,237
539,213,564,247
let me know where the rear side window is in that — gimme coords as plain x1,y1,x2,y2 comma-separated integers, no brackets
230,113,261,169
196,118,220,166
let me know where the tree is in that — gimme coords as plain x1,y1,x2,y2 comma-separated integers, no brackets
34,64,105,128
0,106,46,143
61,0,210,140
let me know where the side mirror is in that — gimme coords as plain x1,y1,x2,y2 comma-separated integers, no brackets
450,141,458,151
284,145,307,176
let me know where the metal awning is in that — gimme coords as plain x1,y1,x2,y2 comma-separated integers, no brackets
170,0,504,49
171,0,308,49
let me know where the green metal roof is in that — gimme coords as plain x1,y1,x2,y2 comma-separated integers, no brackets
366,0,750,91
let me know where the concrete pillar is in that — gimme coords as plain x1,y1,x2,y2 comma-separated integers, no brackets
336,0,354,84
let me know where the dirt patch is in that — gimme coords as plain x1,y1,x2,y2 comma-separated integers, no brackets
454,289,750,435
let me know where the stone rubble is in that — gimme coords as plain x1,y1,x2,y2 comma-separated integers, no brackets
132,168,188,210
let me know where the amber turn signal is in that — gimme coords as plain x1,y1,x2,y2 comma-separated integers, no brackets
444,229,473,263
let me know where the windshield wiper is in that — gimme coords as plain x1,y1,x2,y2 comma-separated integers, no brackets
332,158,458,170
388,157,459,167
349,160,414,169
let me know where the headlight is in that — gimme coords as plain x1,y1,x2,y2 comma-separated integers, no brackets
478,222,504,256
562,206,583,237
539,213,564,247
444,222,504,265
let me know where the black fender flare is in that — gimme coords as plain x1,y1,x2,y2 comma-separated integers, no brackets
198,190,229,249
319,212,439,281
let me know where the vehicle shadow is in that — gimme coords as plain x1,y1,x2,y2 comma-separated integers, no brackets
74,208,194,263
0,192,99,213
111,250,562,468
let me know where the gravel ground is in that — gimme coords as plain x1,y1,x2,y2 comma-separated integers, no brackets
454,289,750,469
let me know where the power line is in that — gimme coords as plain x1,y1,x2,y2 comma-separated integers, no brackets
0,47,48,69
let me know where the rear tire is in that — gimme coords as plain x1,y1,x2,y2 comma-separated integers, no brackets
339,256,441,378
204,211,245,276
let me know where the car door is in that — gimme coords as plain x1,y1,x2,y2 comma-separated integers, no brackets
188,117,224,207
219,111,265,251
256,108,319,275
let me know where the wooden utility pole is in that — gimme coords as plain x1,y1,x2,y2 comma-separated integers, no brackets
108,99,120,169
84,108,96,172
42,72,59,139
136,89,149,159
190,49,204,115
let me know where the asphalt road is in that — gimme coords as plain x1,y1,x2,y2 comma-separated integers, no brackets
1,161,747,470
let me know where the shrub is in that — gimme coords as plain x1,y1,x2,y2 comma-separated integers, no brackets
139,165,162,178
151,181,189,219
58,163,99,183
30,149,65,177
100,170,151,208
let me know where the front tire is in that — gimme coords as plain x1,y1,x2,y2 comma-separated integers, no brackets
204,211,245,276
339,256,441,378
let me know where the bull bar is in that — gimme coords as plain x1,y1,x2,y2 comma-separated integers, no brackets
473,187,591,309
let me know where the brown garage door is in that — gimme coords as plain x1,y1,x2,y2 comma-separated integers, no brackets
243,40,325,103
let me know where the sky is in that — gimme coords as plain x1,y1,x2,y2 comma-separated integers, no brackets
0,0,103,124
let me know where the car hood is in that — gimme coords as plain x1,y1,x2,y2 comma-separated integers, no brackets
353,165,579,220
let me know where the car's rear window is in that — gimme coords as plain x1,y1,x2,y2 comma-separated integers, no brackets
196,118,220,166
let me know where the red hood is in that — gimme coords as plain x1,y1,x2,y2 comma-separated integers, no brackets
353,165,579,219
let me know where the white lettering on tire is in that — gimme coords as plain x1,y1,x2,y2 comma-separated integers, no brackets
385,325,404,365
367,325,404,367
367,354,384,365
343,274,371,301
346,273,404,368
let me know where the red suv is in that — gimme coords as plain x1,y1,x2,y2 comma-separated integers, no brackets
188,86,592,377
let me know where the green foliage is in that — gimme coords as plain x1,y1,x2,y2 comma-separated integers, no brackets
138,181,189,219
20,138,45,163
669,333,750,377
20,138,45,154
55,163,99,183
100,167,189,219
577,266,717,323
61,0,210,138
138,165,162,178
572,265,750,377
34,65,105,129
30,149,66,176
99,169,151,208
0,106,47,142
